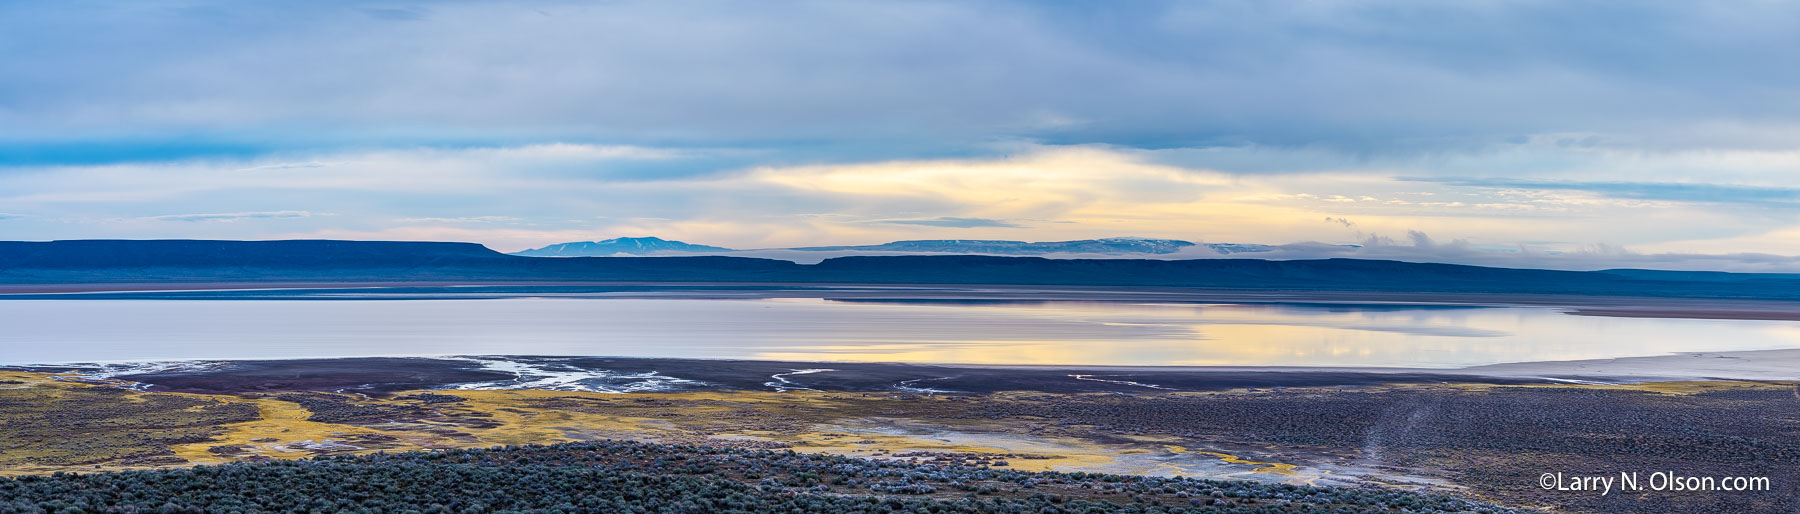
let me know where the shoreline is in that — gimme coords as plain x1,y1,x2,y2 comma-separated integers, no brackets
9,349,1796,395
4,281,1798,322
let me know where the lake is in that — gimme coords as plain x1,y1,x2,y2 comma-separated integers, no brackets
4,297,1798,367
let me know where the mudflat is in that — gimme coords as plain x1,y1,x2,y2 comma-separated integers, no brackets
3,355,1796,513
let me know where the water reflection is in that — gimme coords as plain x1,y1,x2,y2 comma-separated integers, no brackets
1,298,1796,367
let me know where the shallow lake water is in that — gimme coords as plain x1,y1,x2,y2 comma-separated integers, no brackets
2,298,1797,367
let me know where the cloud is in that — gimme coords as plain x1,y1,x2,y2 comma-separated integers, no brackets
1410,178,1800,207
2,0,1798,159
873,217,1023,228
237,161,348,172
1,143,1799,268
1,2,1796,271
396,216,524,224
361,7,429,21
138,211,317,222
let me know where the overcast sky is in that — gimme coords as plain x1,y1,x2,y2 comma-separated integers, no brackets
3,1,1799,270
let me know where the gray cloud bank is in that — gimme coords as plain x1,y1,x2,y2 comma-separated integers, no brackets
1409,178,1800,208
137,211,318,223
3,0,1798,158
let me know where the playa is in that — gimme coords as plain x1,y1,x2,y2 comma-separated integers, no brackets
2,354,1794,513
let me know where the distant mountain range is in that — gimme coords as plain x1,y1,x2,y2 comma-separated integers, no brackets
790,237,1206,255
512,237,731,257
512,236,1281,256
6,239,1800,301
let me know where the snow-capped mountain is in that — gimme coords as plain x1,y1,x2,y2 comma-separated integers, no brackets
510,237,733,256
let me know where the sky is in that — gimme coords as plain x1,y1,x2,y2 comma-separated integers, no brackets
3,1,1800,271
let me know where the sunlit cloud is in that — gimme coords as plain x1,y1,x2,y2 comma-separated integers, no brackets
2,141,1799,270
873,217,1025,228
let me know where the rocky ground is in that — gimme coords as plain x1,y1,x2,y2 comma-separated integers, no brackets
0,440,1517,513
